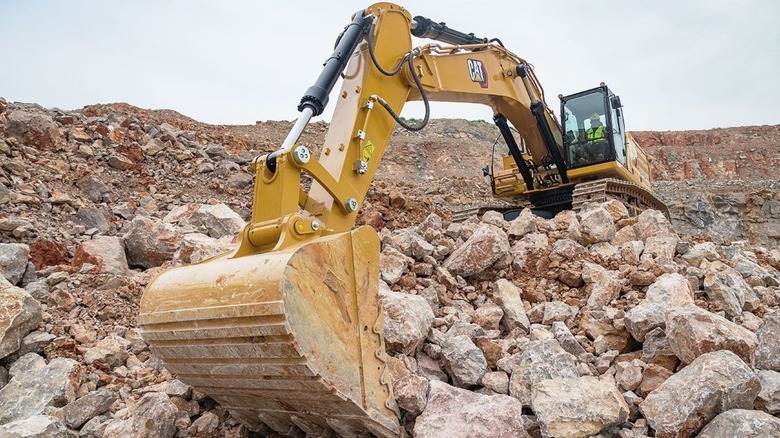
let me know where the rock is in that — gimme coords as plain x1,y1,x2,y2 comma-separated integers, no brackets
188,411,220,435
703,261,754,318
18,331,56,356
413,380,529,438
393,374,429,414
0,415,69,438
624,273,694,342
164,203,245,239
615,360,644,392
582,262,621,309
492,279,531,331
580,207,616,244
681,242,720,267
379,288,434,355
637,363,674,398
0,355,81,423
0,276,43,359
639,350,760,438
443,224,510,277
507,208,537,238
83,334,130,368
506,339,579,406
107,153,135,170
385,228,433,259
4,107,61,149
755,370,780,414
552,321,587,358
379,245,411,285
481,371,509,394
532,377,629,438
74,207,111,234
549,238,586,261
440,335,489,387
123,216,180,268
103,392,177,438
640,328,678,369
174,233,232,264
63,388,117,428
72,236,129,275
473,301,504,331
79,415,111,438
697,409,780,438
602,199,630,222
0,243,30,285
755,312,780,371
666,304,758,365
635,210,675,242
542,301,577,325
512,232,550,270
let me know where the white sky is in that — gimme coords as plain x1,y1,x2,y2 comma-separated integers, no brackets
1,1,778,131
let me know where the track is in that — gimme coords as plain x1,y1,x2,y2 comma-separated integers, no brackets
452,178,668,221
572,178,669,218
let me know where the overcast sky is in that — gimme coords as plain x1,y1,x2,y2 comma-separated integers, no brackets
1,1,778,131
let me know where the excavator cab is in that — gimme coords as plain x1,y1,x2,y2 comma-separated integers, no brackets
560,83,628,169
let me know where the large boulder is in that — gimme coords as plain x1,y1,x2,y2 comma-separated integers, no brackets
665,304,758,365
413,380,529,438
755,369,780,414
62,389,117,428
755,312,780,371
83,335,131,368
0,355,81,423
123,216,181,268
0,415,69,438
440,335,489,387
624,273,694,342
639,350,760,438
579,207,616,244
0,277,42,359
507,208,537,238
102,392,177,438
703,260,755,319
697,409,780,438
3,106,61,149
443,224,510,277
0,243,30,285
531,377,629,438
504,339,579,407
378,287,433,355
72,236,129,275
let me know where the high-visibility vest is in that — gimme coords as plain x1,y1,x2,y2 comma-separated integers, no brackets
587,126,605,142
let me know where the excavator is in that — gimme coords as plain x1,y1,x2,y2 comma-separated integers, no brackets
138,3,666,437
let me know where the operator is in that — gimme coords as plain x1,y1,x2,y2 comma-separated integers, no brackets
584,112,607,162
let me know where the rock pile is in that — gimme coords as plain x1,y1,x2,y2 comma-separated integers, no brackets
376,201,780,438
1,99,779,437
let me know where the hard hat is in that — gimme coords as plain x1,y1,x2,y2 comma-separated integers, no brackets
589,113,601,121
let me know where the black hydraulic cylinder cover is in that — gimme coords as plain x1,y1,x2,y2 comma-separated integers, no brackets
411,15,487,46
298,10,373,116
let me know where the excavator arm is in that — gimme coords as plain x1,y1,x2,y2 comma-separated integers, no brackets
242,2,567,249
139,4,572,437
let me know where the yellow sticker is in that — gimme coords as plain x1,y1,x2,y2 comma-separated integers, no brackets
362,140,375,162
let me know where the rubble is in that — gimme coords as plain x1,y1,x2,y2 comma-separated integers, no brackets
0,99,778,437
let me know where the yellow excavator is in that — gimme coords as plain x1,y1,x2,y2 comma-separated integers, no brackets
138,3,666,437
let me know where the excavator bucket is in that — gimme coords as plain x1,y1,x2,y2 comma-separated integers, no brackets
137,226,402,437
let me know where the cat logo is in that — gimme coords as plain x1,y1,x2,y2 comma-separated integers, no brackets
467,59,488,88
